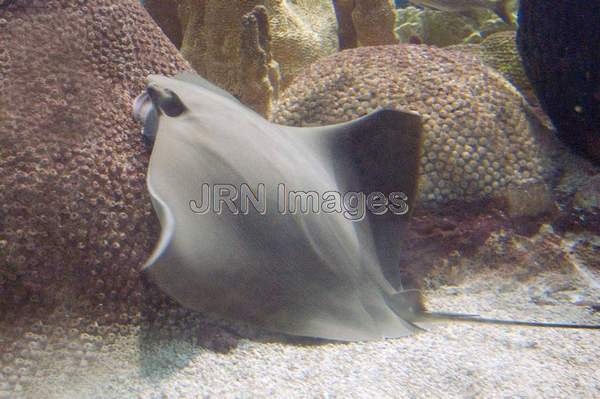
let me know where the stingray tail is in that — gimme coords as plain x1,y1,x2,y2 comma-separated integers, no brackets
493,0,514,25
422,311,600,329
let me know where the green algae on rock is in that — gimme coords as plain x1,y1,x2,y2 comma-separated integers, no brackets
273,45,551,206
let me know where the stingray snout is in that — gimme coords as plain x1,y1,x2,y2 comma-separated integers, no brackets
146,84,186,117
133,84,187,145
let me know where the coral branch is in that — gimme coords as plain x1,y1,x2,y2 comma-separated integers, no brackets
240,6,281,118
333,0,398,48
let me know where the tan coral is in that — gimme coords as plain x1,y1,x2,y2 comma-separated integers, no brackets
447,35,553,130
273,45,549,206
333,0,399,48
395,5,516,47
352,0,399,46
266,0,338,88
479,31,535,103
143,0,338,93
175,0,262,98
239,5,280,117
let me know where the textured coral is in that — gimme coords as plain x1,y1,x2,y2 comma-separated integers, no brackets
479,31,534,103
267,0,338,88
354,0,399,46
569,236,600,273
395,5,515,47
273,45,549,205
446,39,553,131
175,0,261,99
333,0,399,48
239,5,280,117
0,1,190,395
143,0,338,92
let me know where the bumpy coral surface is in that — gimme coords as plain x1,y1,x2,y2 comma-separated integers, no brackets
273,45,547,205
144,0,338,92
239,5,281,117
479,31,533,102
267,0,338,88
333,0,399,48
446,39,553,131
395,5,515,47
0,1,189,395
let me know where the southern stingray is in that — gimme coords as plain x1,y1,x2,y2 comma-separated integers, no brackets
135,72,600,341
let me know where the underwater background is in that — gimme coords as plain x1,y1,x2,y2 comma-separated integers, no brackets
1,0,599,397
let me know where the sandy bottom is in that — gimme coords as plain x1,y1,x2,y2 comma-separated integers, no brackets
14,253,600,399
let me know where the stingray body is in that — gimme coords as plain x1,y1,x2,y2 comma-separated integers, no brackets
137,73,426,341
137,73,600,341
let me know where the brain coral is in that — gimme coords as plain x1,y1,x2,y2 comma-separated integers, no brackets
273,45,547,205
0,1,189,390
479,31,534,103
445,37,552,130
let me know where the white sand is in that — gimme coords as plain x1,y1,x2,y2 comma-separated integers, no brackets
18,265,600,399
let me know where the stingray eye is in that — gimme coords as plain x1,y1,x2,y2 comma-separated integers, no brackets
160,89,187,117
146,85,186,117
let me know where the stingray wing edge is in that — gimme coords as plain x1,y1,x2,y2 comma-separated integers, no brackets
142,178,176,271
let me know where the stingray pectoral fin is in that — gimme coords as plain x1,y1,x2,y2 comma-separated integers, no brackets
288,109,423,203
284,109,423,291
142,182,176,271
332,109,423,210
